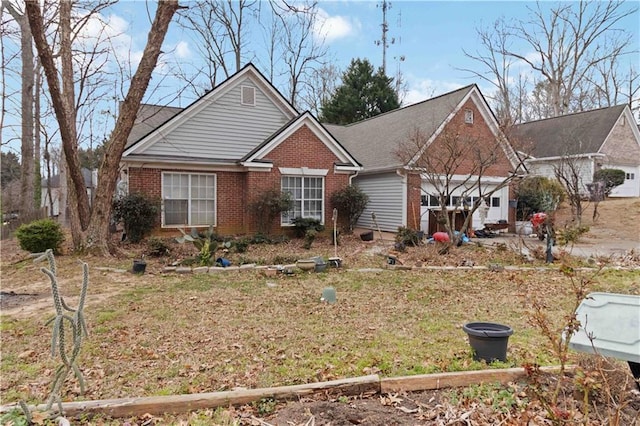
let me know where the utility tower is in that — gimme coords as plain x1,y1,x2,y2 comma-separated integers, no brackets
374,0,393,75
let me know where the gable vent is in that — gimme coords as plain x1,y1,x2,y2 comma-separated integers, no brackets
241,85,256,106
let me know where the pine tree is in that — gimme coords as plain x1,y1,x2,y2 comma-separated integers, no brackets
320,58,399,125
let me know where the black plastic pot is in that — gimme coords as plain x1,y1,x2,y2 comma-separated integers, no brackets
132,260,147,274
360,230,374,241
463,322,513,362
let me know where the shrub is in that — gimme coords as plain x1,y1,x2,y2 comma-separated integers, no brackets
303,229,317,250
147,237,170,257
593,168,625,196
234,238,250,253
248,189,293,234
15,219,65,254
395,226,421,248
556,224,590,246
330,185,369,233
515,176,565,219
111,193,159,243
291,217,324,238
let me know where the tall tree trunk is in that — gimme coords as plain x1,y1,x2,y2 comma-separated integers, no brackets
6,5,36,217
26,0,181,254
34,60,42,211
59,1,88,247
83,1,181,254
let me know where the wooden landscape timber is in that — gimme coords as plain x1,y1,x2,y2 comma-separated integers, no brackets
380,365,575,392
1,366,576,419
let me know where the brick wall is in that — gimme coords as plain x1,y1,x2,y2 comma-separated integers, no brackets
425,99,513,177
128,167,247,235
406,172,422,230
247,125,352,234
127,124,354,236
600,116,640,167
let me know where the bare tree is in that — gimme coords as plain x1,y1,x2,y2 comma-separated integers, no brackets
269,1,328,109
396,122,524,248
298,64,340,117
515,1,635,116
459,20,522,127
178,0,257,91
4,2,36,217
463,1,637,121
552,154,591,225
26,0,182,253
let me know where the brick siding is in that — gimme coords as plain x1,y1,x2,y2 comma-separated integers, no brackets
128,124,353,236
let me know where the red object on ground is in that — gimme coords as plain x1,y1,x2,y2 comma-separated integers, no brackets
433,232,450,242
531,212,547,227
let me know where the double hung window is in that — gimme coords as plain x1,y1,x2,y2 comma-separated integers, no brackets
162,173,216,226
281,176,324,225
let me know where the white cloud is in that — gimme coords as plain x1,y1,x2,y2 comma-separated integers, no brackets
403,77,465,106
174,41,191,59
313,9,359,43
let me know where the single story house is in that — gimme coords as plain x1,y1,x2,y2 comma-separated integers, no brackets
325,85,521,234
510,104,640,198
121,64,362,235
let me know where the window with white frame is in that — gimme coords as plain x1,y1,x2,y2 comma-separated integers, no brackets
464,109,474,124
626,172,635,180
162,173,216,226
281,176,324,224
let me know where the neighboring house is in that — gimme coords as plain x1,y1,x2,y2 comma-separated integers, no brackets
41,168,98,217
121,64,362,235
511,105,640,198
325,85,520,234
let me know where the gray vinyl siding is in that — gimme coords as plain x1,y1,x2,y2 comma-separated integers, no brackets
143,78,290,159
354,173,405,232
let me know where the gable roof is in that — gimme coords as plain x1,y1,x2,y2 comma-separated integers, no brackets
126,104,182,149
123,63,298,159
325,84,516,173
122,64,360,171
510,104,627,158
242,111,362,171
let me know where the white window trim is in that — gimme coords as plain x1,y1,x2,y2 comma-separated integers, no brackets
161,172,217,228
464,109,474,124
279,167,328,176
280,175,325,226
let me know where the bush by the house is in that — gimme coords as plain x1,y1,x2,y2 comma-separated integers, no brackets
15,218,65,254
249,189,293,234
291,217,324,238
593,168,625,196
330,185,369,233
146,237,170,257
111,193,159,243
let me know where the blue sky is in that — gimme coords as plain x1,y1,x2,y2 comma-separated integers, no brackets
114,0,640,106
2,1,639,157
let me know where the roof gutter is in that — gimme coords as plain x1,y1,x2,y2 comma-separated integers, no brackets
525,153,606,163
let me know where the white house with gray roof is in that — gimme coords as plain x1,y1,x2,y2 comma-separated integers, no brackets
511,104,640,198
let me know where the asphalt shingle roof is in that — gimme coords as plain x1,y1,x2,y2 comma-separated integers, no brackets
126,104,183,149
324,85,475,172
510,105,626,158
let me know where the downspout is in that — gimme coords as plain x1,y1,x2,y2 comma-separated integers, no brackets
348,170,359,184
